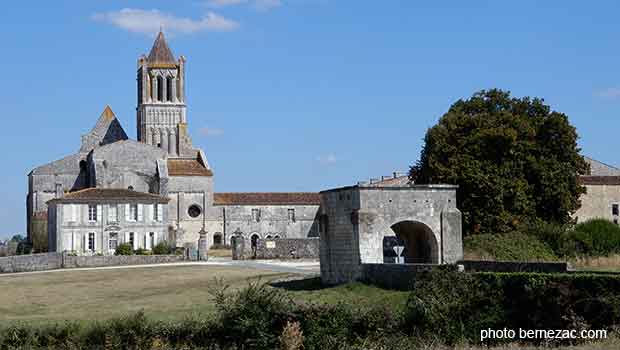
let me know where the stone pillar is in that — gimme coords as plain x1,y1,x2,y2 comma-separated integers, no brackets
162,76,168,103
152,75,159,102
160,129,168,152
198,229,208,261
168,131,177,155
146,127,153,145
171,77,177,103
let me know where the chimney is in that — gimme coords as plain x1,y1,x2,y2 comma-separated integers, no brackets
55,183,64,199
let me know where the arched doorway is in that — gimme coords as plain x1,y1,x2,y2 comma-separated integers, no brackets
389,221,439,264
250,233,260,258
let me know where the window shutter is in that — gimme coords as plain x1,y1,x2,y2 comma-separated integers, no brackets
82,234,86,253
154,232,159,246
133,233,139,250
125,204,131,222
93,233,97,251
124,232,130,244
97,205,102,222
138,204,144,222
145,234,150,250
157,204,163,222
72,232,76,251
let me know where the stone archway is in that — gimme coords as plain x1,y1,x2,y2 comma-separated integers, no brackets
389,221,439,264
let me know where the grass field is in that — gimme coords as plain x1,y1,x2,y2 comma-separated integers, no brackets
0,265,408,325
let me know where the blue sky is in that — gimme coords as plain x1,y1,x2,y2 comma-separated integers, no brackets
1,1,619,238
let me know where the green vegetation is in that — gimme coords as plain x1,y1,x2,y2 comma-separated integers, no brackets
464,232,558,261
1,270,619,349
152,241,174,255
114,243,133,256
410,89,588,235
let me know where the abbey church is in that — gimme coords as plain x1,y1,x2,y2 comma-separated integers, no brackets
27,32,320,254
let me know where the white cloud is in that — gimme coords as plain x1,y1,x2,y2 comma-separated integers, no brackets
92,8,239,35
200,127,225,137
316,153,337,165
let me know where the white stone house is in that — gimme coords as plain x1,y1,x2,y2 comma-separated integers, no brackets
47,188,170,255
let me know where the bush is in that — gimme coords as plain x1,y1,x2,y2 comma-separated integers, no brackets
134,248,151,256
464,232,558,261
406,269,620,345
114,243,133,256
152,241,173,255
563,219,620,257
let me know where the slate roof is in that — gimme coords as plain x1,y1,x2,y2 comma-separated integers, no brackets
147,31,176,64
214,193,320,206
168,159,213,177
48,188,169,203
579,176,620,186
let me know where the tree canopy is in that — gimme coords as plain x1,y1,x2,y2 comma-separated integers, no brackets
410,89,589,235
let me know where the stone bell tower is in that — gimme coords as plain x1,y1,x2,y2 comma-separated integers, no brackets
137,31,193,157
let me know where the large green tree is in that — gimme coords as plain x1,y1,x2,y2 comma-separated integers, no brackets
410,89,589,235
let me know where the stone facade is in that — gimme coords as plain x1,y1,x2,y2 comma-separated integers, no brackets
232,237,319,260
26,32,321,254
319,182,462,285
574,157,620,224
47,189,170,255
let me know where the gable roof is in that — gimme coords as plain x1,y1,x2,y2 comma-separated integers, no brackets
80,105,128,152
147,31,176,64
168,159,213,177
48,188,169,204
214,192,320,206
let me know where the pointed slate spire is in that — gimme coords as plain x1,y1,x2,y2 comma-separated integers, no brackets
147,31,176,64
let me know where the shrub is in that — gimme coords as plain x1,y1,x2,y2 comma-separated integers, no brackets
152,241,173,255
463,232,558,261
114,243,133,256
406,269,620,345
279,321,304,350
563,219,620,257
134,248,151,256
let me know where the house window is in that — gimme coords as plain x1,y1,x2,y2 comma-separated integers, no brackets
129,204,138,221
108,205,118,223
149,232,155,249
613,204,619,216
252,209,261,222
153,204,163,222
129,232,135,248
109,233,118,251
88,232,95,252
88,205,98,222
288,209,296,223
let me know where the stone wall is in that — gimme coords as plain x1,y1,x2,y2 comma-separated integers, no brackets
361,263,458,290
232,237,319,260
574,184,620,223
0,253,62,273
63,254,185,269
0,253,185,274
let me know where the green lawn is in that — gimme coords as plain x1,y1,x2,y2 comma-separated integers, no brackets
0,265,407,325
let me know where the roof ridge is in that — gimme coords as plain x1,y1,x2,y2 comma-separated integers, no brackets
147,31,176,64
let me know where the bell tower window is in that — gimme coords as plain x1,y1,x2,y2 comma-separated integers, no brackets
157,76,164,102
167,77,174,102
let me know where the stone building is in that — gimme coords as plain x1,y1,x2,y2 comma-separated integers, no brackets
319,179,462,285
27,32,319,254
47,188,169,254
574,157,620,224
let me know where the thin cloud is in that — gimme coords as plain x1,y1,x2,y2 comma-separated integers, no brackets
595,88,620,99
316,153,337,165
200,127,225,137
92,8,239,35
255,0,282,11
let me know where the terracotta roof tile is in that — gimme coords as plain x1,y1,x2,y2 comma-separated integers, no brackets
168,159,213,177
49,188,169,203
214,192,320,206
580,176,620,186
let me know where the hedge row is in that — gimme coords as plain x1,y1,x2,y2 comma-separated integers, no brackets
1,272,620,349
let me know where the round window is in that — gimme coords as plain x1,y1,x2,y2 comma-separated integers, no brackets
188,205,202,218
